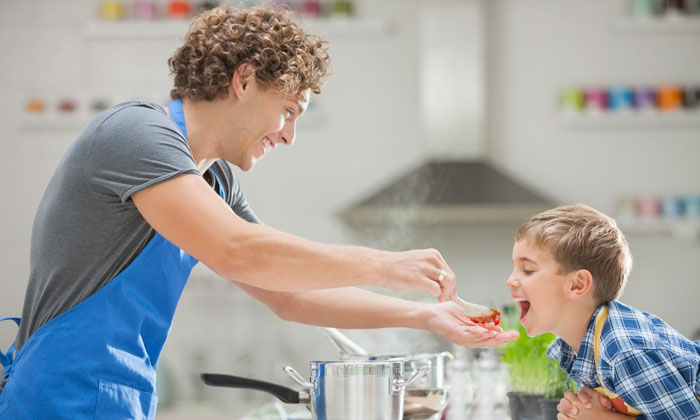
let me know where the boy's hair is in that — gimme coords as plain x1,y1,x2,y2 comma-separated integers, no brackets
168,5,331,101
515,204,632,304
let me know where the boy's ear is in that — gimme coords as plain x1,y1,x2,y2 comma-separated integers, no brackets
230,64,255,99
568,269,593,300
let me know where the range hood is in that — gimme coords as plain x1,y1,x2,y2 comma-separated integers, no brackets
339,0,551,227
339,160,551,226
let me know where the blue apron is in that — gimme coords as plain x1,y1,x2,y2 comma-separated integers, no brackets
0,99,220,419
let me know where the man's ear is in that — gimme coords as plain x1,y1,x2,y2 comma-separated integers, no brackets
230,64,255,99
568,269,593,300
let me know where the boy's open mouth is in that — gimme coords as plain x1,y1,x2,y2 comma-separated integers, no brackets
514,298,531,321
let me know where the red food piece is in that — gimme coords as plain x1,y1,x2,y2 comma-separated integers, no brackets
468,308,501,326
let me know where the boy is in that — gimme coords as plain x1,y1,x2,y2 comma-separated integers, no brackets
506,204,700,419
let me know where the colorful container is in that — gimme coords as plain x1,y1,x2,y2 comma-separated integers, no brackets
560,87,585,113
682,86,700,109
608,87,635,111
585,87,608,112
636,195,661,219
167,0,191,19
99,1,126,20
133,0,158,20
25,98,46,114
657,85,683,111
634,87,657,111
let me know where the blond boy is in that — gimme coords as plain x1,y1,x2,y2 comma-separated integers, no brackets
506,204,700,419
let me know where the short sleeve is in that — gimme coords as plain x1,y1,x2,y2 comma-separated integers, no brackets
85,102,200,203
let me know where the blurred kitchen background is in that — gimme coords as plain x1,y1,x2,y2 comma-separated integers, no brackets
1,0,699,418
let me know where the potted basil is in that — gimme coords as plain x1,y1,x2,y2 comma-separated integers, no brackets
499,306,569,420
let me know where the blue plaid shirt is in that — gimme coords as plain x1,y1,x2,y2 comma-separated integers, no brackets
547,301,700,419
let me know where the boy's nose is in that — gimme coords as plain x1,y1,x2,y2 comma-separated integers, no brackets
505,275,519,289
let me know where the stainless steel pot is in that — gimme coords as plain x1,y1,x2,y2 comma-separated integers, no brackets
201,360,429,420
318,328,453,420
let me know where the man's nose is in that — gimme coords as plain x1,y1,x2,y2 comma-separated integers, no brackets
279,120,296,145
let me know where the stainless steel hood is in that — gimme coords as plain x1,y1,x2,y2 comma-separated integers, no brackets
339,160,552,226
338,0,551,227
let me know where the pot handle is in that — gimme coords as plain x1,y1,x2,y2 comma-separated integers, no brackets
441,351,455,360
200,373,306,404
283,365,314,389
392,364,431,393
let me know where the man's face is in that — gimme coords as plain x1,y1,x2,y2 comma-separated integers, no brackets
233,86,310,171
506,239,572,337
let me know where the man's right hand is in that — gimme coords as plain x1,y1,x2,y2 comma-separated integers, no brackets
382,248,457,302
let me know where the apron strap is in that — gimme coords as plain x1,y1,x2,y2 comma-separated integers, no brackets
0,317,21,368
592,306,642,416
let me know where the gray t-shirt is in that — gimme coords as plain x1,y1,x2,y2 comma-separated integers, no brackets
16,101,259,350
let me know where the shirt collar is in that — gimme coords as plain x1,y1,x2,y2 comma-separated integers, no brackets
547,304,605,386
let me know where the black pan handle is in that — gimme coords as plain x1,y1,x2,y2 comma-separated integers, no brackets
200,373,301,404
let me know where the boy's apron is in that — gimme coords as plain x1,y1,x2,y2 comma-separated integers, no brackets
592,305,642,417
0,99,220,419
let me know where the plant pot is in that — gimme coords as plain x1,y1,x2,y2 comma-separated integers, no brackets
507,392,543,420
539,398,560,420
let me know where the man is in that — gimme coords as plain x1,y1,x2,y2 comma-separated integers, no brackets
0,6,518,419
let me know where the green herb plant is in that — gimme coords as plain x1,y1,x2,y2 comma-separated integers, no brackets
499,305,570,398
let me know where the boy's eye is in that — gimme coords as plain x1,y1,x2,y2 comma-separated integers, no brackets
523,269,533,275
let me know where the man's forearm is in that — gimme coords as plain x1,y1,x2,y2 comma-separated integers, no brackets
237,283,434,330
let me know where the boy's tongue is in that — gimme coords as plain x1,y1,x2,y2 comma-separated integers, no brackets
518,301,531,321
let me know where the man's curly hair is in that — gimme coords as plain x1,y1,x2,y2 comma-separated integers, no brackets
168,5,331,100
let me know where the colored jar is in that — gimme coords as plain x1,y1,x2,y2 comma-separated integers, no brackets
559,87,584,113
608,87,635,111
682,86,700,109
657,85,683,111
634,87,657,110
584,87,608,112
635,195,661,219
167,0,191,19
631,0,657,17
133,0,158,20
300,0,322,17
25,98,46,114
57,99,78,113
99,1,126,20
196,1,219,14
685,196,700,220
330,0,354,17
661,196,686,220
90,99,111,113
662,0,686,14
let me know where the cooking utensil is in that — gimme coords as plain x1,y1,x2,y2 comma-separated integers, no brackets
318,327,368,357
202,360,430,420
316,328,453,420
403,388,450,420
455,296,502,325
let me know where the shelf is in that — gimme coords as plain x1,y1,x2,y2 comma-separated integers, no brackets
84,18,393,40
559,110,700,129
85,20,190,39
19,115,92,132
617,217,700,241
613,15,700,34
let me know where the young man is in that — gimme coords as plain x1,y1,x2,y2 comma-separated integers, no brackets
507,204,700,419
0,6,517,419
